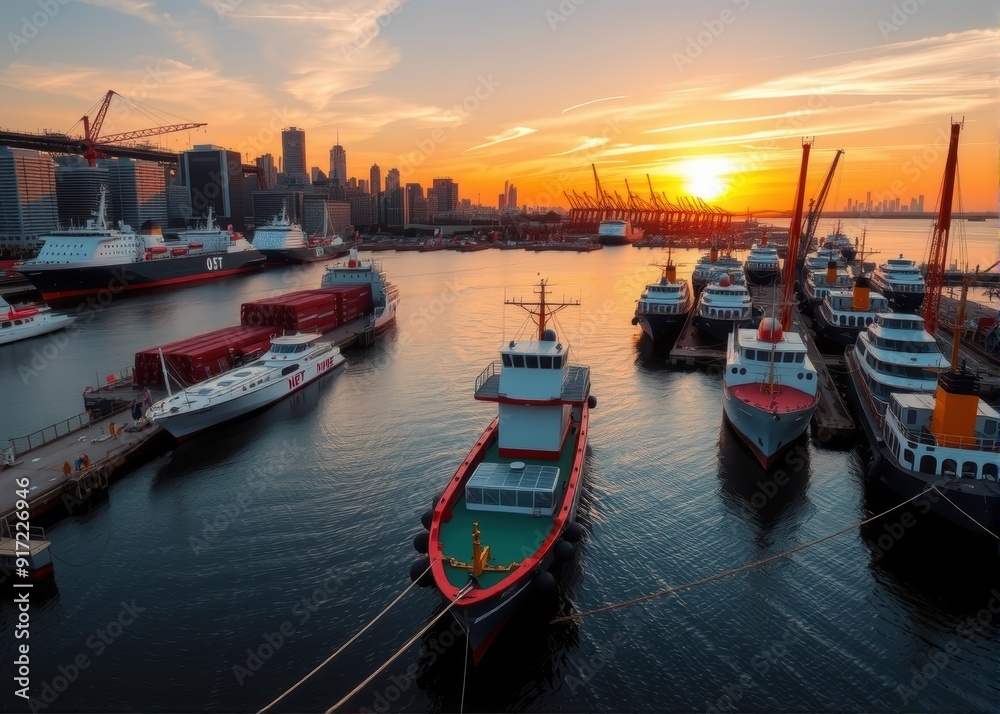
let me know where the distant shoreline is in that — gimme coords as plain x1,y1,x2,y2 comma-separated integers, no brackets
749,211,998,220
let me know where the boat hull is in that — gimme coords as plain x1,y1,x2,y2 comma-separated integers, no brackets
635,310,688,343
260,245,350,264
722,385,815,469
16,251,266,300
692,314,757,342
744,266,781,286
0,314,76,346
153,354,344,440
878,287,924,313
596,236,638,246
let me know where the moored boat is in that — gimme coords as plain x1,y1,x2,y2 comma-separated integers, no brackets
0,518,54,583
692,247,741,296
597,219,642,246
800,260,854,315
813,276,891,348
146,332,345,441
723,317,818,468
0,295,76,346
870,255,926,312
743,241,781,286
415,279,595,662
14,191,264,300
320,248,399,334
632,251,692,343
251,205,349,264
692,272,760,342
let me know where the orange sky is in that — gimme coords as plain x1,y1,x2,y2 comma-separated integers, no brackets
0,2,996,212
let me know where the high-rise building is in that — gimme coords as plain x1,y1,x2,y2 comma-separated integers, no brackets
102,157,168,230
282,127,307,177
917,194,924,212
311,167,327,183
385,168,400,191
426,187,438,216
180,145,246,231
498,193,506,209
347,177,357,189
506,184,517,210
380,186,406,226
369,164,381,195
358,179,368,194
0,147,58,247
330,142,347,187
255,154,278,189
432,178,458,213
54,156,109,227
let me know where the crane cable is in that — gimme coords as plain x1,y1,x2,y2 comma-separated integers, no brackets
551,483,983,624
326,581,475,713
257,559,437,714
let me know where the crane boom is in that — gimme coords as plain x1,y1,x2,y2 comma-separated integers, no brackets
922,121,963,337
801,148,844,257
780,138,813,331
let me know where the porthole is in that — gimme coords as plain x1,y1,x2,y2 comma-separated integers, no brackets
797,373,803,379
739,368,746,375
806,373,813,380
731,367,738,374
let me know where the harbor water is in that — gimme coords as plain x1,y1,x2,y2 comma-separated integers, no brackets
0,219,998,712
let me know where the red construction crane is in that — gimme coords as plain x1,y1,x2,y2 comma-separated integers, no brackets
922,121,963,337
78,89,206,166
780,138,813,331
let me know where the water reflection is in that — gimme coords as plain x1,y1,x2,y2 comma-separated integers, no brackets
716,420,811,533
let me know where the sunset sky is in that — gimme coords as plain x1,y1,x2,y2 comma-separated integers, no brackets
1,0,996,212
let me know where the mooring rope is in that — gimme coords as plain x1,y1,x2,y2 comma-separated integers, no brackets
459,627,471,714
257,559,436,714
552,485,939,624
931,485,1000,540
326,581,475,713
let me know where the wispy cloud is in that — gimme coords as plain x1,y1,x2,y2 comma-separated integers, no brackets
465,127,537,152
561,96,630,113
549,137,609,156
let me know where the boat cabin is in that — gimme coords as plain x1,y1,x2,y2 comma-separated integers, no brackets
465,461,560,515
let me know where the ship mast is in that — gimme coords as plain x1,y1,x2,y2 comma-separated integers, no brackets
505,278,579,340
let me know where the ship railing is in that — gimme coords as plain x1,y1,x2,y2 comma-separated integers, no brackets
7,403,132,459
475,361,502,393
888,413,999,452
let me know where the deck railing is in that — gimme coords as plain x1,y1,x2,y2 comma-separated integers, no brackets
888,412,998,452
8,403,131,459
475,361,502,393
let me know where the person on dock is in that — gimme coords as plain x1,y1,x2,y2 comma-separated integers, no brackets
62,461,72,475
82,453,90,470
109,421,117,439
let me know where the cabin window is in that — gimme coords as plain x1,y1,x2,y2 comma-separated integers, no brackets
540,356,553,369
525,355,538,368
552,355,562,369
919,455,936,474
280,364,299,376
745,349,756,361
984,463,998,481
783,352,795,363
796,354,804,364
512,354,525,368
985,420,997,436
941,459,957,478
1,322,9,329
502,354,512,367
903,449,914,466
904,410,916,425
14,320,22,326
962,461,978,479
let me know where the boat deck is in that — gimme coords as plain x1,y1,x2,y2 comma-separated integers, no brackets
438,424,581,591
474,364,591,403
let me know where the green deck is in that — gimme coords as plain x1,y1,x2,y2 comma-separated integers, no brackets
439,423,582,590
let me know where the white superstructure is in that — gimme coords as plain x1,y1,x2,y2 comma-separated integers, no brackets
0,296,76,346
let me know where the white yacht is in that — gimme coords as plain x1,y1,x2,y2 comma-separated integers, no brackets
743,243,781,286
632,258,692,343
870,255,925,312
813,277,891,347
147,333,345,440
692,273,760,342
252,205,349,263
0,295,76,346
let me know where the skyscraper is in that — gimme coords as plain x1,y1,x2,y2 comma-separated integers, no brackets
330,141,347,187
180,145,246,231
54,156,109,227
432,178,458,213
369,164,381,195
385,168,400,191
406,183,427,223
255,154,278,189
282,127,307,176
0,147,58,247
103,157,168,230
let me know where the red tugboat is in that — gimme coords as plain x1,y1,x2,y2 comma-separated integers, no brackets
413,279,596,663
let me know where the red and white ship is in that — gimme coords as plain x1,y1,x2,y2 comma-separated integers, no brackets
723,318,818,468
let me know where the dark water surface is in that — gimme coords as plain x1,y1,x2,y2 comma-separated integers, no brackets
1,220,998,713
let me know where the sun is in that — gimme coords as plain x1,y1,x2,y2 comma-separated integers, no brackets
676,157,733,201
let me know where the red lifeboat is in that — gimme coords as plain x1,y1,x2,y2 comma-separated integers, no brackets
757,317,783,343
148,246,168,255
188,242,203,249
718,275,732,288
171,248,188,256
7,306,39,320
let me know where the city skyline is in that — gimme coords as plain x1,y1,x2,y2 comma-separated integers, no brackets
0,2,995,213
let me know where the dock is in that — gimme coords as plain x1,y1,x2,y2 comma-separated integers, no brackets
668,309,726,367
1,405,166,521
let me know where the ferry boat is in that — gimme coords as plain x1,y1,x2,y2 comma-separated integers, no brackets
251,206,349,264
597,219,642,246
416,279,595,662
0,295,76,346
870,255,925,312
14,191,265,300
692,273,760,342
743,241,781,286
723,317,818,468
845,312,949,421
813,276,891,348
851,369,1000,535
0,518,54,583
692,247,742,296
146,333,345,441
800,261,854,315
824,221,856,261
632,253,692,343
320,248,399,334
